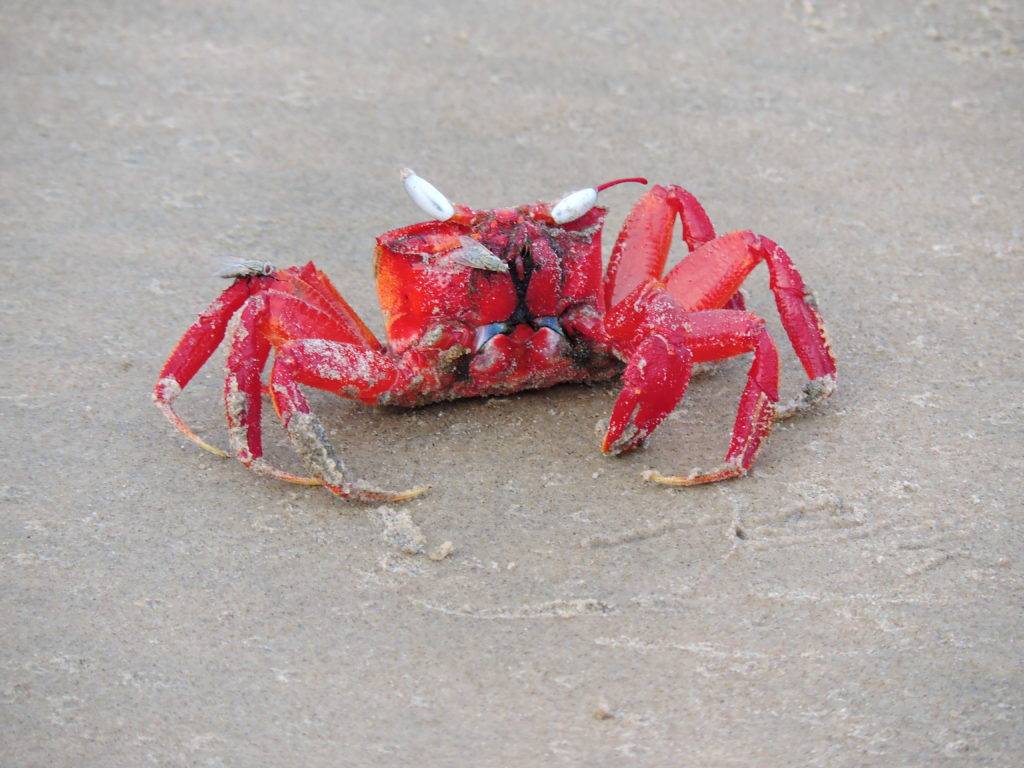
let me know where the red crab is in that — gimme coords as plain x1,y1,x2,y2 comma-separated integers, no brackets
154,170,836,501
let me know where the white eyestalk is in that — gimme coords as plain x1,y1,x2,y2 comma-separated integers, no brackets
401,168,455,221
550,187,598,224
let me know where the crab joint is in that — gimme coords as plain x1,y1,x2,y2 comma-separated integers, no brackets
401,168,455,221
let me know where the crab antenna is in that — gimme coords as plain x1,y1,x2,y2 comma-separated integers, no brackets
596,176,648,192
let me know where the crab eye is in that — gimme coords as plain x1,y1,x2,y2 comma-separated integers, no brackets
401,168,455,221
550,187,598,224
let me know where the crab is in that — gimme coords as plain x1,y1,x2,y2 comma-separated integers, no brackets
154,170,836,502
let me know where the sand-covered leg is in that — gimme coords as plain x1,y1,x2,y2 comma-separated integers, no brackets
664,230,836,415
154,279,255,456
222,295,321,485
270,340,428,502
644,310,781,486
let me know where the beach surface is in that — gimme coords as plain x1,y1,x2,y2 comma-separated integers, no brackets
2,2,1022,765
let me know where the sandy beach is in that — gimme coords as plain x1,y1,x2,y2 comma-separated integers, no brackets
2,2,1022,765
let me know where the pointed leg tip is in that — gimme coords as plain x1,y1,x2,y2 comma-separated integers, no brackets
196,440,230,459
775,374,837,421
155,401,230,458
392,485,431,502
643,464,745,487
331,483,431,504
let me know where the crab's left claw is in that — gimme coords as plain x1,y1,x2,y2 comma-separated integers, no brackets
638,308,781,486
600,277,783,486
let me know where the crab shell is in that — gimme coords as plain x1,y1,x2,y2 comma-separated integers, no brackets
376,207,604,348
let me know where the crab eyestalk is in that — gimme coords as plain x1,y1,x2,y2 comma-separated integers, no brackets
401,168,455,221
550,177,648,224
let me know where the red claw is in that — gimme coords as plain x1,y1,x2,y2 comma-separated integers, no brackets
603,333,693,454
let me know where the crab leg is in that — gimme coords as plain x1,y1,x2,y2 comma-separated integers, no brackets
270,340,428,502
221,293,324,485
224,286,390,483
644,310,780,486
604,184,717,309
663,230,836,416
156,261,385,461
154,279,255,456
601,281,784,484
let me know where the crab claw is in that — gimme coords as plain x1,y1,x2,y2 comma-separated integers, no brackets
602,334,693,454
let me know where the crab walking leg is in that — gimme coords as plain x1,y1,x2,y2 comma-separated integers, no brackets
222,295,320,485
644,310,781,486
664,230,837,417
604,184,718,309
270,340,428,502
154,279,255,456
